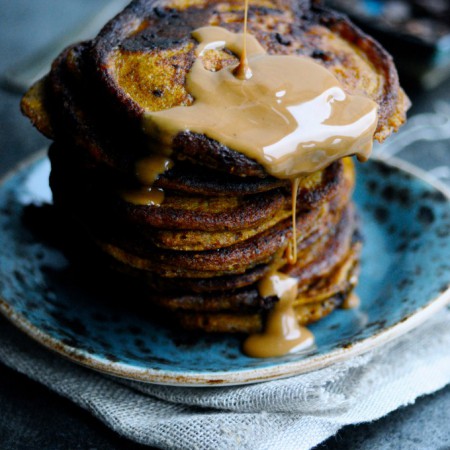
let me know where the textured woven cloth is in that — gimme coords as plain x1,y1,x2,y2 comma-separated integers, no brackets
1,308,450,450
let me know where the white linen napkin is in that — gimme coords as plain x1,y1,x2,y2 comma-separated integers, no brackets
1,307,450,450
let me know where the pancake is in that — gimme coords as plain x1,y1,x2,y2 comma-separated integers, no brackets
89,0,407,173
20,0,409,344
176,237,361,333
47,140,289,197
51,195,359,333
135,203,359,297
176,218,361,334
49,145,348,251
21,0,409,179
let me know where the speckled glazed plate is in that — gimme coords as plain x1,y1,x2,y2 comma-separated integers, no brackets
1,152,450,386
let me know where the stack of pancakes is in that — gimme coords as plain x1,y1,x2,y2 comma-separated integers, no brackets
21,0,408,333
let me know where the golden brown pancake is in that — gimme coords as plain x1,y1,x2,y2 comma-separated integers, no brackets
49,164,352,277
52,197,360,334
49,145,348,250
20,0,408,335
21,0,409,178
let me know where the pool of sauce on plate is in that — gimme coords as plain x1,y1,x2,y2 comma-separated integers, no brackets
243,270,314,358
139,3,377,357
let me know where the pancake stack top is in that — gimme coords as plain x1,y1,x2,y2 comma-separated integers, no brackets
21,0,408,351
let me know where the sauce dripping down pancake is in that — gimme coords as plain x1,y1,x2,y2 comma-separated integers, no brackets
142,27,378,179
120,155,173,206
244,271,314,357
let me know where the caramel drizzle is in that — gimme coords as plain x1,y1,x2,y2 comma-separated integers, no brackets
136,155,173,186
121,186,165,206
243,271,314,358
142,27,378,180
287,178,300,265
120,155,173,206
233,0,251,80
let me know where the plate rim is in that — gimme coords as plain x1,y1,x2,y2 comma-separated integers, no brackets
1,152,450,386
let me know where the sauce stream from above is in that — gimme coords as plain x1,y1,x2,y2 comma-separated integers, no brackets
233,0,252,80
121,186,165,206
287,178,300,265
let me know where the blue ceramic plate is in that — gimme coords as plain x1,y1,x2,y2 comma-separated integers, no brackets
1,152,450,386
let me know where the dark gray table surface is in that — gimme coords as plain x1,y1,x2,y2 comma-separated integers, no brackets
1,1,450,449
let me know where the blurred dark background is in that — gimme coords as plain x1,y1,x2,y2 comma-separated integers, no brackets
0,1,450,449
326,0,450,89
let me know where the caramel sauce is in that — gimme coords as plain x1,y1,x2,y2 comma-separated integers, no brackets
121,186,165,206
233,0,252,80
139,11,377,357
142,27,378,180
243,271,314,358
136,155,173,185
286,178,300,265
342,292,360,310
121,155,173,206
